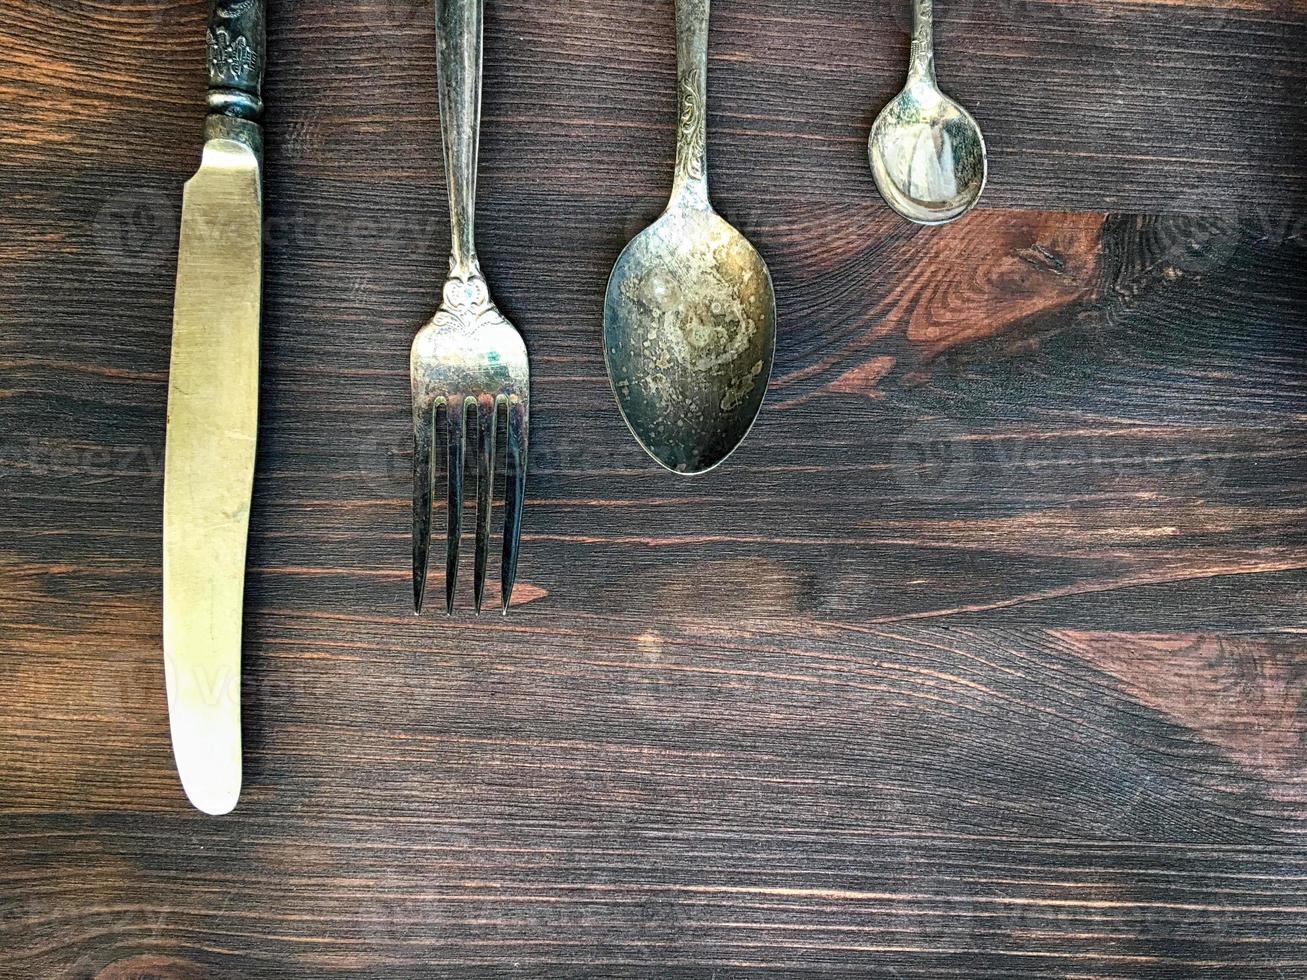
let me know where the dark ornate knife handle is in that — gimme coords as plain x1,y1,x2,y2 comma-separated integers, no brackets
203,0,266,153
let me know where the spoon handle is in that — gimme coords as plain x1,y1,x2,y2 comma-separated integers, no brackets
908,0,936,83
435,0,483,273
672,0,710,206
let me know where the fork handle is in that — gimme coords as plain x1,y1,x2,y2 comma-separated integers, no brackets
435,0,483,274
204,0,266,157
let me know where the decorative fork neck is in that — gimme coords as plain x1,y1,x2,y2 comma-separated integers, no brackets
441,257,492,313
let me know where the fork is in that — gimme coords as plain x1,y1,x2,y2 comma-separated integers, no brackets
412,0,530,615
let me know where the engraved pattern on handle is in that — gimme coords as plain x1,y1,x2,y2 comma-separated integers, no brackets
908,0,936,82
206,0,265,121
435,0,484,276
672,0,710,205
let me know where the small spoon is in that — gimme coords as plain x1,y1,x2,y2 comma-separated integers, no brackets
604,0,776,475
869,0,987,225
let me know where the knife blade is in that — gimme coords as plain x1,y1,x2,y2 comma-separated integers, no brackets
163,0,266,817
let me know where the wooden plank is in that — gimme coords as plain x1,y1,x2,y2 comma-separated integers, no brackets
2,812,1306,976
2,625,1306,973
1,1,1304,211
3,174,1303,631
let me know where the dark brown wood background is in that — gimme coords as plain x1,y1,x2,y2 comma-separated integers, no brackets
2,0,1306,975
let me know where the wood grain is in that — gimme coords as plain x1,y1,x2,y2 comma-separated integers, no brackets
1,0,1305,976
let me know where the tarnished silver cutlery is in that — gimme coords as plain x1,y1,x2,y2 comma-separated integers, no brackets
162,0,266,816
603,0,777,475
869,0,987,224
412,0,530,615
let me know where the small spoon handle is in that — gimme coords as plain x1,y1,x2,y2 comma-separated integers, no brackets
435,0,483,273
672,0,710,206
908,0,936,83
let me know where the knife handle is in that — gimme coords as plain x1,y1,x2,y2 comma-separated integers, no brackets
204,0,266,155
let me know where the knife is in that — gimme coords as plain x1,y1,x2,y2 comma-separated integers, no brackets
163,0,266,816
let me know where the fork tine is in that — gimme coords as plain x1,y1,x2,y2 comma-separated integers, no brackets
445,397,467,615
500,394,529,614
472,396,497,615
412,396,437,614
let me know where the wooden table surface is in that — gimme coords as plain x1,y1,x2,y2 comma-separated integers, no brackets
3,0,1306,975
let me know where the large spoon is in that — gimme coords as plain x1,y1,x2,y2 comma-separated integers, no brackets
869,0,987,224
604,0,776,475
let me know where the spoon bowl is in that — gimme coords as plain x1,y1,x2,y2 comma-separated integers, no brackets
605,203,775,474
869,80,987,225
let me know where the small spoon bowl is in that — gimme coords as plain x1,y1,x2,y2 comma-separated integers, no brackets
605,202,775,474
869,79,987,225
